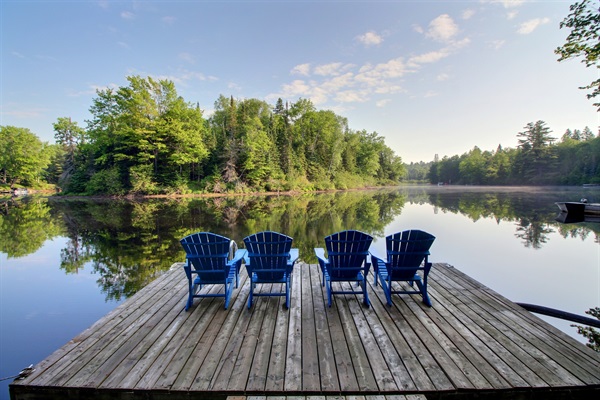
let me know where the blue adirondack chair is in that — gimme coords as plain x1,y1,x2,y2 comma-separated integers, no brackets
243,231,299,309
314,230,373,307
370,230,436,307
180,232,246,310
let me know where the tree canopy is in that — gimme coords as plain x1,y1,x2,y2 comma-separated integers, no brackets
0,126,50,187
555,0,600,110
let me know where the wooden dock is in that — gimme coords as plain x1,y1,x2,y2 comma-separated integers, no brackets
10,263,600,399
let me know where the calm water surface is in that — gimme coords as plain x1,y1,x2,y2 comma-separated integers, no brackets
1,186,599,398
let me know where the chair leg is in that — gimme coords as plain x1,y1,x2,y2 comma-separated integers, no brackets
186,279,196,311
380,278,393,306
362,279,370,307
285,277,290,309
416,280,432,307
224,280,232,310
186,291,193,311
248,274,254,309
327,280,333,307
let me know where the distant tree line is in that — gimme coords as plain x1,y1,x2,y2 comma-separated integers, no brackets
428,120,600,185
0,76,405,195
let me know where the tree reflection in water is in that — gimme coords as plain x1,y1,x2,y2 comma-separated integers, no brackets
1,187,599,302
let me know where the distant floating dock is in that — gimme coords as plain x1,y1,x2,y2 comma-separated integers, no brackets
10,263,600,399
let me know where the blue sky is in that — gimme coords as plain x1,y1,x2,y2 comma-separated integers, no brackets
2,0,598,163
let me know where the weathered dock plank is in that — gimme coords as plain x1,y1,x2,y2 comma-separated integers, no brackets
10,263,600,400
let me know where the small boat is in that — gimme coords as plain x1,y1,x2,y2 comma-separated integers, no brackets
555,200,600,217
555,212,600,224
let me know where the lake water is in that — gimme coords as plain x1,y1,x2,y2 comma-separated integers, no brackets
1,186,599,399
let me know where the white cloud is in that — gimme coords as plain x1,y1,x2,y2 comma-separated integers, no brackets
117,41,129,49
517,17,550,34
507,10,518,20
291,63,311,76
335,90,368,103
374,85,403,95
268,19,469,109
12,51,25,58
489,40,506,50
356,31,383,47
121,11,135,19
408,50,450,66
437,73,450,81
376,99,391,107
361,58,409,79
314,63,344,76
462,9,475,20
498,0,524,8
426,14,459,43
179,52,195,64
280,79,313,97
322,72,355,92
162,16,176,25
412,24,424,34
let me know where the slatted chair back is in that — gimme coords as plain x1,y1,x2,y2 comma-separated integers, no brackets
180,232,232,282
386,230,435,280
243,231,293,281
324,230,373,280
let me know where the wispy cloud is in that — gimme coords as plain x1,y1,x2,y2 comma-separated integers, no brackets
314,63,355,77
498,0,524,8
335,90,368,103
376,99,391,107
162,16,176,25
462,9,475,20
408,50,450,67
291,63,311,76
489,39,506,50
179,52,195,64
356,31,383,47
1,107,48,119
121,11,135,20
517,17,550,34
426,14,459,43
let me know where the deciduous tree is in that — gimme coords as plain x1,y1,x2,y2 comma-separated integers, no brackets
555,0,600,110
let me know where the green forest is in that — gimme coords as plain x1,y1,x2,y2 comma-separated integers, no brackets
1,76,406,195
426,121,600,186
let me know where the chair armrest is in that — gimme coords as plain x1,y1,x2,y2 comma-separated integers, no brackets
288,248,300,264
314,248,327,263
231,249,247,264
